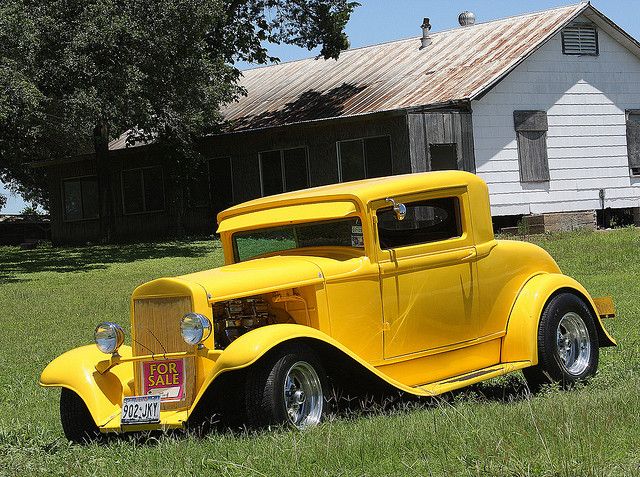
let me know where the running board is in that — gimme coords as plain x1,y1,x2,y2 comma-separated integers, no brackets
415,361,531,396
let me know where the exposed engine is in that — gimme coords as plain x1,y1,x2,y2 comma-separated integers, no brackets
213,296,291,349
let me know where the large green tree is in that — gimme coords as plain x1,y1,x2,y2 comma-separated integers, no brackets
0,0,357,234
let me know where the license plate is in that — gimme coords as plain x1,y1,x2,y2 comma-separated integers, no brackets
121,395,161,425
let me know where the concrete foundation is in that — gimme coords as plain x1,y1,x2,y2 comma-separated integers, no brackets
501,210,598,235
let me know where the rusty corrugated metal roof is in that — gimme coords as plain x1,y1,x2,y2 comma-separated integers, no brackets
223,3,588,132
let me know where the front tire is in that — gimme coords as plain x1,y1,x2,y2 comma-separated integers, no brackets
60,388,101,443
523,292,599,391
246,344,326,429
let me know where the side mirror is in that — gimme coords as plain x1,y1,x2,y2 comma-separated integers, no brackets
385,198,406,221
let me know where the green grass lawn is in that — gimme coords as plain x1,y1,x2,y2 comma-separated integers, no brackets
0,230,639,476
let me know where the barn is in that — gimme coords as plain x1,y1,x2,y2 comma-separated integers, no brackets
38,2,640,244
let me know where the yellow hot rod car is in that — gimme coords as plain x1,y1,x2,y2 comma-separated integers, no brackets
40,171,616,441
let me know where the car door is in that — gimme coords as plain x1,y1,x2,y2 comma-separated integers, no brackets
375,188,479,359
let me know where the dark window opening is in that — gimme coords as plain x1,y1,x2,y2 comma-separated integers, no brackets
210,157,234,213
122,166,165,214
377,197,462,249
259,147,308,196
62,177,99,221
188,157,234,211
429,144,458,171
189,163,211,209
338,136,392,182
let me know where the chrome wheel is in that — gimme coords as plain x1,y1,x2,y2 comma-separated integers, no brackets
556,312,591,376
283,361,323,428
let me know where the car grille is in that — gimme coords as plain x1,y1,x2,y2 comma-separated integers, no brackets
132,297,196,411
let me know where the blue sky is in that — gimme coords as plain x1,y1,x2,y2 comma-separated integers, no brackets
2,0,636,213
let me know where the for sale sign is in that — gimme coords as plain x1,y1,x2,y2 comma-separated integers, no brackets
142,359,185,401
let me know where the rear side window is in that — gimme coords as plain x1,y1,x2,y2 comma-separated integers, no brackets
377,197,461,249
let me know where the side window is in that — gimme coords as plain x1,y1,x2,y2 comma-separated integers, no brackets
62,176,99,221
337,136,392,181
259,147,309,196
377,197,462,249
121,166,165,214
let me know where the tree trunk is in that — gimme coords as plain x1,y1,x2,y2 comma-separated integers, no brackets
93,122,114,242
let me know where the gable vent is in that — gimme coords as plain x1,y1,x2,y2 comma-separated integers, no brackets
562,24,599,56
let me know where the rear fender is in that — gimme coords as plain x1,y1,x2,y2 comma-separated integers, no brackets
39,345,134,427
501,273,616,364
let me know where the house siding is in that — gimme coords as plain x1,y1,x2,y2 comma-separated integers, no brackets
472,17,640,216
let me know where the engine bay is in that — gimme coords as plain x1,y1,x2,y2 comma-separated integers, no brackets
212,296,295,349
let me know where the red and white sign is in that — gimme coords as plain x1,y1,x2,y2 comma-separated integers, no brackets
142,359,185,401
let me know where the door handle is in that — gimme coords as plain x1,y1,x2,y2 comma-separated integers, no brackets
460,249,477,262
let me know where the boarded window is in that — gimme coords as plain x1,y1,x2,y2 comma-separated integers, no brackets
259,147,308,196
562,25,598,56
338,136,392,182
377,197,461,249
62,177,99,221
626,111,640,176
514,110,550,182
121,166,165,214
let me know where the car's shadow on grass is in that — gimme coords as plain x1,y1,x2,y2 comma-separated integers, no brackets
0,239,218,284
324,373,533,421
83,374,535,446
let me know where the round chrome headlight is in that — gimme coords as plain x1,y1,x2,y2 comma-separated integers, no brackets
180,312,212,345
94,322,125,354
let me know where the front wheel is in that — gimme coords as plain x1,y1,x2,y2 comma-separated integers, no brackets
246,344,326,429
523,292,599,391
60,388,101,443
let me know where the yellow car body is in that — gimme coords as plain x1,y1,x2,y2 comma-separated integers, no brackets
40,171,616,434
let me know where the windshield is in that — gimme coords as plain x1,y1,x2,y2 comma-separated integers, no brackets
233,217,364,262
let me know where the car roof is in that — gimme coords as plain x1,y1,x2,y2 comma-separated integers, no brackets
218,171,483,221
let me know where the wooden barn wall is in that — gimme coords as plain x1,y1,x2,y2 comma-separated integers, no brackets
407,110,476,173
47,146,216,244
472,19,640,216
201,112,410,204
46,112,410,244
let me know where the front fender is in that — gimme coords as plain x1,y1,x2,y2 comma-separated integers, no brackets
501,273,616,364
192,323,420,408
39,345,134,427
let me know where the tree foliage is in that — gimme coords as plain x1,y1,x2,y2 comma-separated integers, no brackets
0,0,358,209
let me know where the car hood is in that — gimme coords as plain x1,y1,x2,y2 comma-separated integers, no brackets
178,255,328,302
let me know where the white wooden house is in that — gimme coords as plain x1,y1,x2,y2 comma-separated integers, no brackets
43,2,640,243
470,5,640,221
